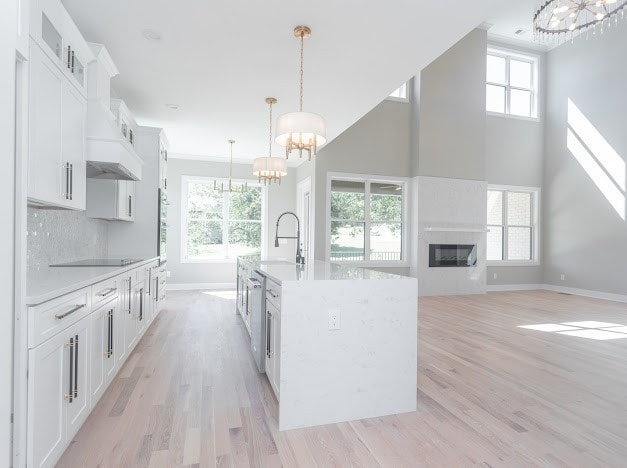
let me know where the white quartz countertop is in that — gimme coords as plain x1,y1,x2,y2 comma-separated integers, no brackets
239,256,411,284
27,257,160,305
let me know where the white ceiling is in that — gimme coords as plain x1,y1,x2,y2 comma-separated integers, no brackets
485,0,550,51
63,0,509,162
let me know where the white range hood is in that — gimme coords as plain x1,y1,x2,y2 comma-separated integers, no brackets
85,100,143,181
85,43,143,181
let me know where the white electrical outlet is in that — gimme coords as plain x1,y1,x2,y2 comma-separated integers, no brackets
560,273,565,281
493,273,498,280
166,270,171,277
328,309,341,330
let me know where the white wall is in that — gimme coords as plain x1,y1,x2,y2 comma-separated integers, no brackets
543,25,627,295
166,158,296,286
2,1,17,464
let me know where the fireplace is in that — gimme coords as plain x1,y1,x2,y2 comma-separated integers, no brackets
429,244,477,267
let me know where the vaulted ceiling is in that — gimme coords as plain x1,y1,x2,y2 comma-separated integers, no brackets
63,0,517,162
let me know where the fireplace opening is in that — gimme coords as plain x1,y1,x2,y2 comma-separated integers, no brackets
429,244,477,267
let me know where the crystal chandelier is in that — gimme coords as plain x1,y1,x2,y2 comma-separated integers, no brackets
214,139,247,193
275,26,326,160
534,0,627,41
253,97,288,185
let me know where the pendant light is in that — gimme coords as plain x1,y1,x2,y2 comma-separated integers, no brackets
275,25,326,160
213,139,248,193
253,97,288,185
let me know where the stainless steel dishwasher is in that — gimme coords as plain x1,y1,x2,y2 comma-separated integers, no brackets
247,271,266,372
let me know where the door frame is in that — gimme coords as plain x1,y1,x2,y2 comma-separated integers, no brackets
296,177,314,262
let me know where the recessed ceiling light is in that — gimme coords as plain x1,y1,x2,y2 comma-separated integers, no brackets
165,103,179,110
141,29,162,42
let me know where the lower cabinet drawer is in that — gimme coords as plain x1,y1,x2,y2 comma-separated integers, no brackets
265,279,281,309
29,288,91,349
91,277,119,308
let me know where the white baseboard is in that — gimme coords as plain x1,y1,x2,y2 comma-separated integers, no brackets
166,282,236,291
487,284,542,292
541,284,627,304
487,283,627,304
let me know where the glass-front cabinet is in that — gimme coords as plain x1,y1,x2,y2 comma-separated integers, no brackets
32,0,93,93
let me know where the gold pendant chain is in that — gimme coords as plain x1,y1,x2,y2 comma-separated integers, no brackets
299,33,304,112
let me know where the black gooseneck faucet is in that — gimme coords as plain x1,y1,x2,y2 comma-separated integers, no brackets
274,211,304,264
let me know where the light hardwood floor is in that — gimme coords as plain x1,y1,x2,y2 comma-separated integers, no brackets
57,290,627,467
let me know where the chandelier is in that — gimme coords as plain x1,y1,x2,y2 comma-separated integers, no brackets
214,139,247,193
534,0,627,41
253,97,288,185
275,26,326,160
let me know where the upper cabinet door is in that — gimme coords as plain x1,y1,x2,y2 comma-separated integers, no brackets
29,40,87,210
28,42,64,207
61,82,86,210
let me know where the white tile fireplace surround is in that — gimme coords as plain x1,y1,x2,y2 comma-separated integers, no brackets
413,176,487,296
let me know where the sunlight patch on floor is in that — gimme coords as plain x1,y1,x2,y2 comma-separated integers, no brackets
201,290,236,299
518,320,627,341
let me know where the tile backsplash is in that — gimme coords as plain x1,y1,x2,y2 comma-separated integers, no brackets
27,207,109,271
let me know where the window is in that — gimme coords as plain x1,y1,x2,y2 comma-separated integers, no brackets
387,82,408,101
486,47,538,119
328,176,405,263
487,186,539,264
182,177,263,261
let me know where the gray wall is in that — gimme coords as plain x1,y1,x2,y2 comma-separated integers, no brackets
417,28,487,181
543,24,627,295
167,158,296,286
313,98,412,270
484,42,546,287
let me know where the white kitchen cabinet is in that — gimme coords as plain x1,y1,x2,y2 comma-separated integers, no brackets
123,277,137,354
28,40,86,210
116,274,132,365
17,0,30,58
30,0,93,95
264,299,281,399
134,280,147,337
27,328,65,468
27,315,90,468
90,298,117,405
159,141,168,191
86,179,136,221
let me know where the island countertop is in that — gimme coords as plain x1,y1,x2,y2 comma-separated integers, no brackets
238,255,411,284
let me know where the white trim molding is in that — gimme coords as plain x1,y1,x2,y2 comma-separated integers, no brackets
542,284,627,304
166,283,236,291
487,284,542,292
487,283,627,304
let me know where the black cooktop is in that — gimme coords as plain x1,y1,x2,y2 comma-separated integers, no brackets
50,259,143,267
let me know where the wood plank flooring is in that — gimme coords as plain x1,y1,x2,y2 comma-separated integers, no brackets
57,290,627,467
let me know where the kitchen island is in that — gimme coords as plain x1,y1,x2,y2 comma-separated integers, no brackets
237,256,418,431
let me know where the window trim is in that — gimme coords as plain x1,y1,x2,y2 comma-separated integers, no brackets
326,172,409,267
181,175,265,263
386,81,409,103
487,184,541,267
486,46,540,121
